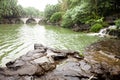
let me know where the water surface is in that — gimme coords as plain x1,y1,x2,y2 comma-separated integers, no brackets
0,24,99,66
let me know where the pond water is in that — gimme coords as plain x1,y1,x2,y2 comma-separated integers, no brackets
0,24,99,66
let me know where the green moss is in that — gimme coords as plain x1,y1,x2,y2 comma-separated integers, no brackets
90,23,103,32
115,19,120,29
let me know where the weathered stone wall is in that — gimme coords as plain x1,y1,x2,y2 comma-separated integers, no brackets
0,18,23,24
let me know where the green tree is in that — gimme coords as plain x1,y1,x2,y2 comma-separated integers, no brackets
58,0,81,11
89,0,120,16
23,7,41,17
115,19,120,29
44,4,60,20
50,12,64,23
61,3,90,28
0,0,24,19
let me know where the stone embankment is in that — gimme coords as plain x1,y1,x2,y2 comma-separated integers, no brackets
0,39,120,80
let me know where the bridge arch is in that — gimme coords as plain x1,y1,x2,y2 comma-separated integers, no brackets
20,18,29,24
20,18,41,24
15,18,23,24
26,18,36,24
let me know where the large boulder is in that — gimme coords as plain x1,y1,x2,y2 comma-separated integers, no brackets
84,39,120,79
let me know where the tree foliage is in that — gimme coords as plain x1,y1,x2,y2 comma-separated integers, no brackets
23,7,43,18
50,12,64,23
59,0,120,28
115,19,120,29
44,4,60,20
1,0,120,29
58,0,81,11
0,0,43,19
0,0,23,18
61,2,91,27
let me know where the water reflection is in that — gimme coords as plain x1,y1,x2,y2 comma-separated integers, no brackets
18,24,46,44
0,24,99,66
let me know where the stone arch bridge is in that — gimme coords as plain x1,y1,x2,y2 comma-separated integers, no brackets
9,17,42,24
20,18,42,24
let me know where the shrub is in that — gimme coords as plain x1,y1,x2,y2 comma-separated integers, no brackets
61,9,74,28
61,4,90,28
90,23,103,32
102,22,109,27
61,18,73,28
50,12,64,23
86,17,104,25
115,19,120,29
44,4,60,20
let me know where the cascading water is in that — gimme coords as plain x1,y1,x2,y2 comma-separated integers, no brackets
98,25,117,37
108,25,117,29
88,25,117,38
98,28,107,37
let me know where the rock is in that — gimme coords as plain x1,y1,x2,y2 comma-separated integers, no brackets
0,44,82,80
107,29,120,38
98,27,120,38
0,18,24,24
72,24,90,32
51,54,68,61
0,40,120,80
105,14,120,25
105,16,116,25
84,39,120,79
0,19,10,24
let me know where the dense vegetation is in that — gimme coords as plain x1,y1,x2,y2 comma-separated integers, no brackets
44,0,120,32
0,0,43,19
23,7,43,18
0,0,120,32
0,0,22,18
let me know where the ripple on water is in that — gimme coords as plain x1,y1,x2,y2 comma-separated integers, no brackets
0,24,99,66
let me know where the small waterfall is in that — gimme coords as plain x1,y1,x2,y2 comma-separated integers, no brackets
20,18,29,24
98,28,107,37
108,25,117,29
98,25,118,37
87,25,119,38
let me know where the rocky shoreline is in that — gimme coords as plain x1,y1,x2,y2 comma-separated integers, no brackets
0,39,120,80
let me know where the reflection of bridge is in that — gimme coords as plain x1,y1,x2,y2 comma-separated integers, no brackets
20,18,42,24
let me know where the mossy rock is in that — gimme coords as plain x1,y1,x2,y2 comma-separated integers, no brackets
90,23,103,32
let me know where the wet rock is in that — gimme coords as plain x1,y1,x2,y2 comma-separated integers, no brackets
0,39,120,80
84,39,120,79
0,44,82,80
107,29,120,38
85,39,120,55
38,60,92,80
99,28,120,39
